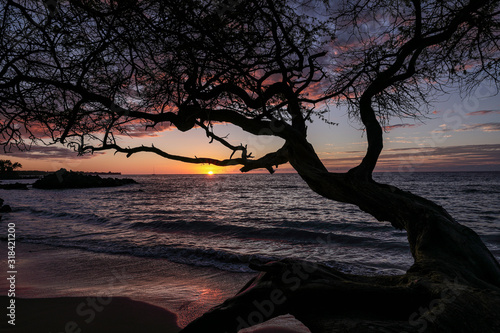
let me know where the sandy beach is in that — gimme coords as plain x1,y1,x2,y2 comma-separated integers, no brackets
0,241,255,330
0,296,313,333
0,296,180,333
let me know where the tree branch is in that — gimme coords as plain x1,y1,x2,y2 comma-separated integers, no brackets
239,145,289,173
82,142,288,174
83,143,247,167
352,0,491,178
195,120,250,160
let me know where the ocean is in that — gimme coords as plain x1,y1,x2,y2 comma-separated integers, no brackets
1,172,499,275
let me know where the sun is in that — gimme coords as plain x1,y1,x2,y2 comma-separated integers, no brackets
207,170,214,175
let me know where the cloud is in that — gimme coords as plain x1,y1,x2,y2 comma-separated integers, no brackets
436,122,500,133
321,144,500,172
121,121,174,138
27,119,175,141
458,123,500,132
387,144,500,159
466,110,500,116
2,145,99,159
383,123,419,131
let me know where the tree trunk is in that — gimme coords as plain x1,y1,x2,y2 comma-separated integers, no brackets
181,259,500,332
180,136,500,332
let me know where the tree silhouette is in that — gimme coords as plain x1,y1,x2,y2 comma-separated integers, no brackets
0,159,22,174
0,160,23,178
1,0,499,331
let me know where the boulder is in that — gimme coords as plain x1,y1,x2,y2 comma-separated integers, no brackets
33,169,137,189
0,198,11,213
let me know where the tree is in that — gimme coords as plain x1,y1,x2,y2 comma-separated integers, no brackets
1,0,499,331
0,159,22,174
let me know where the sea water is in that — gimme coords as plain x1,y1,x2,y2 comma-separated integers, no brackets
1,172,499,276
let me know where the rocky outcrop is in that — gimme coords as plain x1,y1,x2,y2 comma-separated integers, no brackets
32,169,137,189
0,198,12,213
0,183,28,190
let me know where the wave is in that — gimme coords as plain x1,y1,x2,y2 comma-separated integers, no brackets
20,207,110,225
10,237,269,272
2,235,410,275
278,219,394,232
481,233,500,243
462,188,500,194
129,220,408,250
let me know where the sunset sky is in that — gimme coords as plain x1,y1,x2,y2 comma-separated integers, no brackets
2,85,499,175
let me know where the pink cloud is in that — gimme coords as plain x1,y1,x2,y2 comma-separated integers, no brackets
436,122,500,133
466,110,500,116
122,122,174,137
321,144,500,172
2,145,102,159
458,123,500,132
383,123,419,131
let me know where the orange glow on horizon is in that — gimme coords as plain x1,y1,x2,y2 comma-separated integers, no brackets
195,163,239,175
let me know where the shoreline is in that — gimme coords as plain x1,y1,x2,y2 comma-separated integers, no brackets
0,242,313,332
0,241,255,328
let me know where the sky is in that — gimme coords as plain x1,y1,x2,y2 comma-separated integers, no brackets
2,82,499,175
1,2,499,175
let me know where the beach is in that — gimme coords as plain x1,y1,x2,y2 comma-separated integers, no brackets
0,296,180,333
0,241,255,330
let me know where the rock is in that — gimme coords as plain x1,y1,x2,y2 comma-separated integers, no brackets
0,171,20,180
0,182,28,190
32,169,137,189
0,198,11,213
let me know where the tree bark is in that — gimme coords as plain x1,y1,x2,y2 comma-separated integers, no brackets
180,258,500,332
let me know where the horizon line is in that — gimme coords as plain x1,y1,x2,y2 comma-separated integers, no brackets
12,169,500,176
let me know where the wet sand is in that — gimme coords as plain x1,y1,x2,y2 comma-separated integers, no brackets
0,241,314,332
0,241,254,328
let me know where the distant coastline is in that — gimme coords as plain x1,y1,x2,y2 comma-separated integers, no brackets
0,170,121,180
80,171,122,175
3,170,499,179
